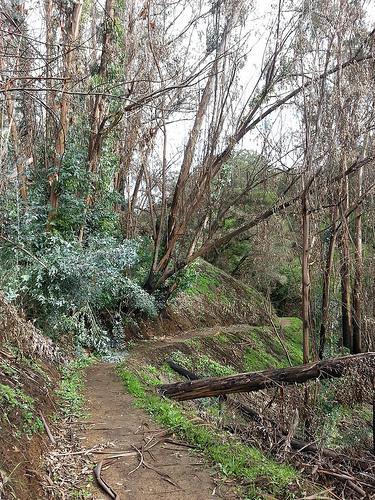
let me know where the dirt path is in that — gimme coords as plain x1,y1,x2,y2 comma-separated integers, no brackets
79,363,235,499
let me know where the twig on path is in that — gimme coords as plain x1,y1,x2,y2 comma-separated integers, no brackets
164,438,197,449
93,461,119,500
39,412,56,445
129,445,144,475
295,487,336,500
51,446,101,456
142,460,181,488
130,444,181,489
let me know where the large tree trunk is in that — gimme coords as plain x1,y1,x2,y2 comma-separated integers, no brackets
352,164,363,354
340,173,353,351
158,352,375,401
49,0,83,212
301,191,311,363
319,206,339,359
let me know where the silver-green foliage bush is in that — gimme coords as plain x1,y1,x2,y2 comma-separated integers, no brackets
1,236,156,353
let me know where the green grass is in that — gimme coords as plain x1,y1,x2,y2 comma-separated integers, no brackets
244,347,281,371
196,354,235,377
183,265,221,300
117,366,298,498
56,357,95,419
243,327,282,371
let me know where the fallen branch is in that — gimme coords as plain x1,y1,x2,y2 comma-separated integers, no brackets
93,461,119,500
158,353,375,401
39,412,56,445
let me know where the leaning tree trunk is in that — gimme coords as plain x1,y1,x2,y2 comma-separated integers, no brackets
158,352,375,401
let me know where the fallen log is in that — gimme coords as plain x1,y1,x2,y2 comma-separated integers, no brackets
165,359,374,465
166,360,262,422
158,352,375,401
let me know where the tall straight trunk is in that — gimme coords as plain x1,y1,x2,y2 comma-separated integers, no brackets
340,173,353,351
352,165,363,353
319,206,339,359
4,92,27,201
87,0,114,179
0,13,27,201
49,0,83,212
78,0,114,242
302,192,311,364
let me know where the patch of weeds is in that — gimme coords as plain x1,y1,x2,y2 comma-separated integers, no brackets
0,361,17,376
119,370,145,398
169,351,194,370
22,357,49,381
184,338,201,349
170,351,235,377
215,333,231,344
56,357,95,419
0,383,33,410
161,362,176,377
243,347,281,371
117,366,298,498
196,355,235,377
0,383,42,435
70,485,93,499
142,365,161,386
243,328,281,370
175,261,221,300
24,415,45,436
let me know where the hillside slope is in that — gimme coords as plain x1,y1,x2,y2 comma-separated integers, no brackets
0,296,63,499
136,259,270,339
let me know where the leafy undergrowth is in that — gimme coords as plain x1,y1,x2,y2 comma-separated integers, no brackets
117,366,299,499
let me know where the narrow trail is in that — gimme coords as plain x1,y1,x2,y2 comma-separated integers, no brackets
79,363,234,499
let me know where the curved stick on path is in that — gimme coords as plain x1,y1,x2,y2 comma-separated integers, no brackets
93,461,119,499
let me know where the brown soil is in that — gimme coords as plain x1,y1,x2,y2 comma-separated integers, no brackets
79,363,238,499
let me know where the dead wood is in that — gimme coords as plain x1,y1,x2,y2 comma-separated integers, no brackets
158,352,375,400
166,359,201,380
39,412,56,445
93,461,119,500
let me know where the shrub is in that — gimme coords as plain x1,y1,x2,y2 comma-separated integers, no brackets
0,235,157,353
